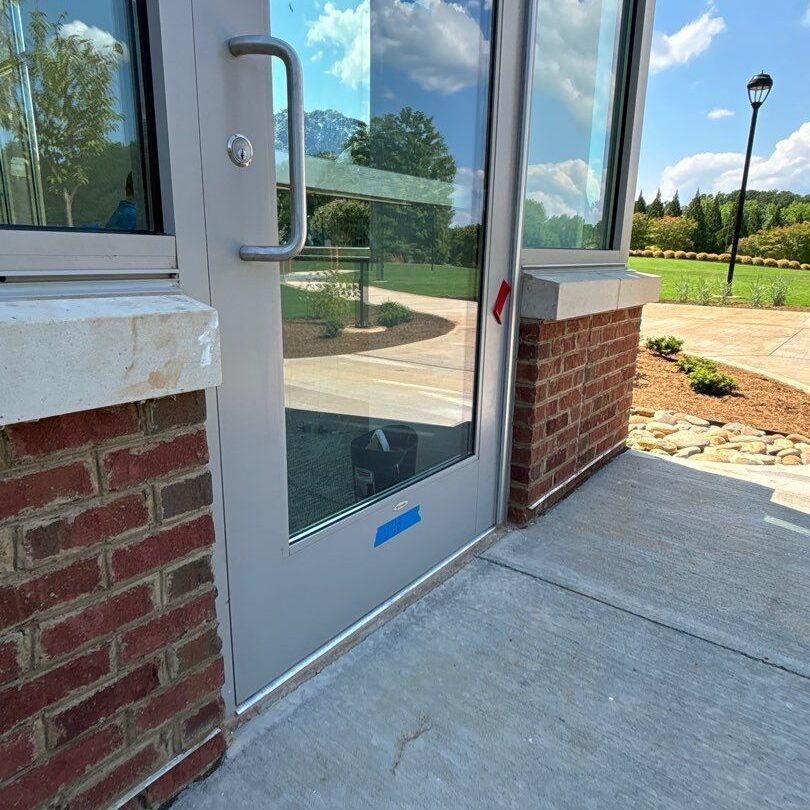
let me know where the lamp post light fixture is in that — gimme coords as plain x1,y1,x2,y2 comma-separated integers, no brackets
727,72,773,285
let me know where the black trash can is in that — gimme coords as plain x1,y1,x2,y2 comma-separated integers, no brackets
350,424,418,500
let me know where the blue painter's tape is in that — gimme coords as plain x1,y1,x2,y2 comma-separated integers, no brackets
374,506,421,547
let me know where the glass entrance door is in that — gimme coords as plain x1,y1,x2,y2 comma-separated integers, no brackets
272,0,493,538
192,0,510,704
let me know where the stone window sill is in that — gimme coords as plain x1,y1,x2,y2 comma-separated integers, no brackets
0,293,221,426
520,265,661,321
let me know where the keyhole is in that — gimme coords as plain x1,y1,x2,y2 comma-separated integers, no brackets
238,148,247,162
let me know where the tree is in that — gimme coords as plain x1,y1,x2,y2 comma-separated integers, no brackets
634,191,647,214
630,212,650,250
648,216,695,251
648,189,665,218
311,198,369,246
703,194,724,252
0,12,124,226
738,222,810,263
783,200,810,224
664,190,682,217
684,189,708,251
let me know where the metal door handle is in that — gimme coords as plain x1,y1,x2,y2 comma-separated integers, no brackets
228,35,307,262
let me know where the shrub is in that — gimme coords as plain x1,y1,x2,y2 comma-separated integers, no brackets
641,249,654,257
645,335,683,357
740,255,753,265
685,252,697,260
308,265,357,323
788,260,801,269
718,253,731,263
737,221,810,263
763,258,778,268
322,317,344,338
688,368,738,396
630,213,651,251
749,277,765,308
677,354,717,374
695,278,713,306
769,276,790,307
311,198,369,246
752,256,764,266
647,215,695,252
377,300,413,327
706,253,719,261
696,252,708,261
663,250,675,259
676,276,691,303
715,281,733,305
802,263,810,271
776,259,791,269
653,250,665,258
674,251,687,259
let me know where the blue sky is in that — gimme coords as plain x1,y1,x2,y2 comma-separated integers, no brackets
637,0,810,202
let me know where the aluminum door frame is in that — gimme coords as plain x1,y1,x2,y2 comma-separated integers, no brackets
187,0,534,709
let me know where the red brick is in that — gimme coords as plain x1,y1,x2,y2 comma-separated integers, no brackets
0,462,95,522
147,392,206,434
70,743,162,810
51,660,161,744
0,727,36,781
121,591,216,664
172,627,222,676
0,645,111,735
544,448,568,474
157,472,213,522
165,556,215,603
111,515,214,583
0,556,103,632
0,633,25,686
5,405,139,460
21,493,149,565
102,431,208,492
545,413,569,436
0,723,123,810
39,585,155,659
145,732,225,807
181,697,224,745
537,320,566,339
135,658,224,734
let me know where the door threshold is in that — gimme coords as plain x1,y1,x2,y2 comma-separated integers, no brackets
234,523,505,721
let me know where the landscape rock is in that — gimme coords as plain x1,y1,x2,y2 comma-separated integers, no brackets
667,432,711,450
779,455,803,466
786,434,809,444
776,448,801,458
675,447,702,458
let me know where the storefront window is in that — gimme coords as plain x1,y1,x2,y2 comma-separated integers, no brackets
0,0,158,231
523,0,629,250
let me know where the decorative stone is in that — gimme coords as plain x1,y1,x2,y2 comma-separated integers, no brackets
675,447,702,458
629,415,650,425
701,452,730,463
731,453,775,465
653,411,678,425
683,415,710,427
738,441,767,454
776,448,801,458
767,439,794,454
786,434,810,444
645,421,679,435
649,449,672,458
667,432,711,450
632,407,655,417
779,455,803,466
708,436,728,446
630,434,662,451
723,423,764,436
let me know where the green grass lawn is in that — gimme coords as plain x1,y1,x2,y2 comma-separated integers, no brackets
280,283,314,320
629,256,810,308
369,263,479,300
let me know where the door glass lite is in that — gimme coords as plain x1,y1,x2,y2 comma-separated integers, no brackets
271,0,494,537
0,0,157,231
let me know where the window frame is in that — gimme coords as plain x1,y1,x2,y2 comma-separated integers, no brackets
0,0,176,281
520,0,653,270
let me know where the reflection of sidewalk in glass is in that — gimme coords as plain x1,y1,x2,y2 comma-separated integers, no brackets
283,282,478,426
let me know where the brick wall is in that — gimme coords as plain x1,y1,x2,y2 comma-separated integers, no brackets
0,392,225,810
509,306,642,524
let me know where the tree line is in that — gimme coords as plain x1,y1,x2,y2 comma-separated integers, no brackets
632,188,810,263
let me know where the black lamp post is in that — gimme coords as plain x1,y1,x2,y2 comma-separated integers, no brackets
727,72,773,285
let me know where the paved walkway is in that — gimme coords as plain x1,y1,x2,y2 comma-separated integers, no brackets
641,303,810,392
175,452,809,809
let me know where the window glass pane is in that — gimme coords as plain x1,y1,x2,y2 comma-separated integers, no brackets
271,0,494,537
523,0,626,249
0,0,157,231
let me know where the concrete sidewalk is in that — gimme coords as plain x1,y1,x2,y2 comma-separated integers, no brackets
174,452,810,809
641,302,810,392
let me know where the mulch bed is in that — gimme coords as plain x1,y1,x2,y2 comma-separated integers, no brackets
633,351,809,436
283,312,454,359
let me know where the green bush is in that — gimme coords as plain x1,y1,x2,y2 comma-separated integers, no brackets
647,215,695,251
695,278,713,306
749,277,765,308
377,300,413,327
688,368,738,396
307,266,357,323
676,354,717,374
645,335,684,357
715,281,733,305
321,317,344,338
769,276,790,307
676,276,691,303
737,221,810,263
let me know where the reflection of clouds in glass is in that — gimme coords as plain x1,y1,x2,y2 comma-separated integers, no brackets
452,166,485,225
533,0,618,125
57,19,127,61
307,0,370,88
307,0,488,95
526,159,603,221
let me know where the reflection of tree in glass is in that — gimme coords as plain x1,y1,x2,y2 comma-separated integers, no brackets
3,12,123,226
523,198,602,249
311,198,369,246
344,108,456,265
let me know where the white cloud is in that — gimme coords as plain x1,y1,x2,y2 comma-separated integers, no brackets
57,19,126,60
650,11,725,74
659,122,810,199
802,5,810,26
707,108,734,120
307,0,487,95
306,0,369,88
452,166,485,225
525,158,604,220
